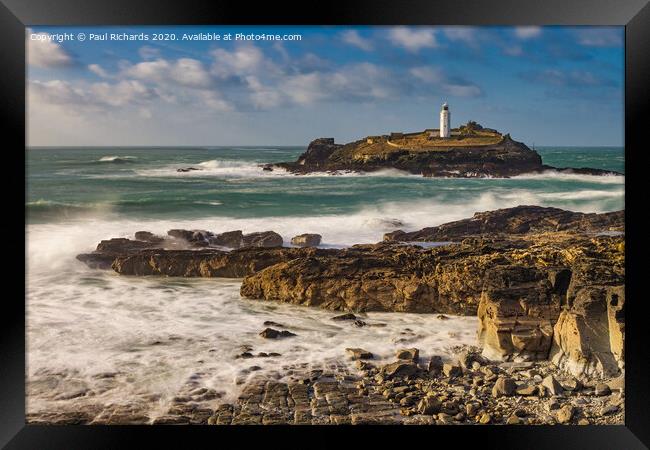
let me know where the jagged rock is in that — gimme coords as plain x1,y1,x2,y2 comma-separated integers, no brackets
515,385,538,396
477,265,560,362
417,395,441,415
556,405,575,424
383,206,624,242
291,234,322,247
428,356,443,374
242,231,283,248
442,363,462,378
492,377,517,397
396,348,419,362
382,361,419,379
259,328,296,339
209,230,243,249
346,348,373,360
541,375,564,396
550,285,623,379
134,231,164,243
76,238,163,269
110,247,321,277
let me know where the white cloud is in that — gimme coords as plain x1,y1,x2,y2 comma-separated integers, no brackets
340,30,373,51
88,64,110,78
514,26,542,39
574,28,622,47
388,27,438,52
29,79,157,112
443,27,479,47
27,29,73,68
124,58,212,89
211,44,267,78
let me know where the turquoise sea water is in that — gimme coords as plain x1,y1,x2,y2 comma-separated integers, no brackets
27,146,624,225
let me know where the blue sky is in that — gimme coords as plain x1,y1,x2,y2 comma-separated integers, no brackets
27,26,623,146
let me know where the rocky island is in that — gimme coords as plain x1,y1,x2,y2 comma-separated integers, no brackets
61,205,625,425
265,122,621,178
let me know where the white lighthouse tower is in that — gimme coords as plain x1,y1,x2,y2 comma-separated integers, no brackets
440,102,450,138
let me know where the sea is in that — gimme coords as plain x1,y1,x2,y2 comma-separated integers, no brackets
25,146,624,420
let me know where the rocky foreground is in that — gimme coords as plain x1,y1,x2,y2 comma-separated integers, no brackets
71,205,625,425
264,130,621,178
26,344,624,426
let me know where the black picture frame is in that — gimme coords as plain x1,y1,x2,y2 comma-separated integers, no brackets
2,0,649,448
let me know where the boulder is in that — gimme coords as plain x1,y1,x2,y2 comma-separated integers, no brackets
477,265,560,362
492,377,517,397
541,375,563,396
382,361,419,379
428,356,444,374
346,348,373,360
550,285,623,379
442,363,462,378
556,405,575,424
259,328,296,339
395,348,419,362
209,230,243,249
291,234,322,247
417,395,441,415
242,231,283,248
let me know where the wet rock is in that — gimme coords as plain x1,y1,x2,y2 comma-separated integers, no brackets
383,206,624,242
437,314,449,320
209,230,243,249
242,231,283,248
353,320,366,327
134,231,164,243
331,313,357,321
346,348,373,360
177,167,201,173
428,356,443,374
291,234,322,247
259,328,296,339
396,348,419,362
263,321,286,328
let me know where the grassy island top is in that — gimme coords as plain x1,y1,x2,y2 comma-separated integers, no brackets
353,121,504,155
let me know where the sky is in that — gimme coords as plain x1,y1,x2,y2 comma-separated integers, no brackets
27,26,624,147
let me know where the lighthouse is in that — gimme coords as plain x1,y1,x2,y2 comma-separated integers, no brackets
440,102,450,138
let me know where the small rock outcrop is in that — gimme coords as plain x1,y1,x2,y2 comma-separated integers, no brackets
291,233,322,247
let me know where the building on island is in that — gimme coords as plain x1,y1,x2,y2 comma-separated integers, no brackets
440,102,450,138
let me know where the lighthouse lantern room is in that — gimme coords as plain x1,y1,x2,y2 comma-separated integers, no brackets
440,102,450,138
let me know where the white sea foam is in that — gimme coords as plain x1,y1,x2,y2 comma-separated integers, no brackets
512,171,624,184
98,155,137,162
